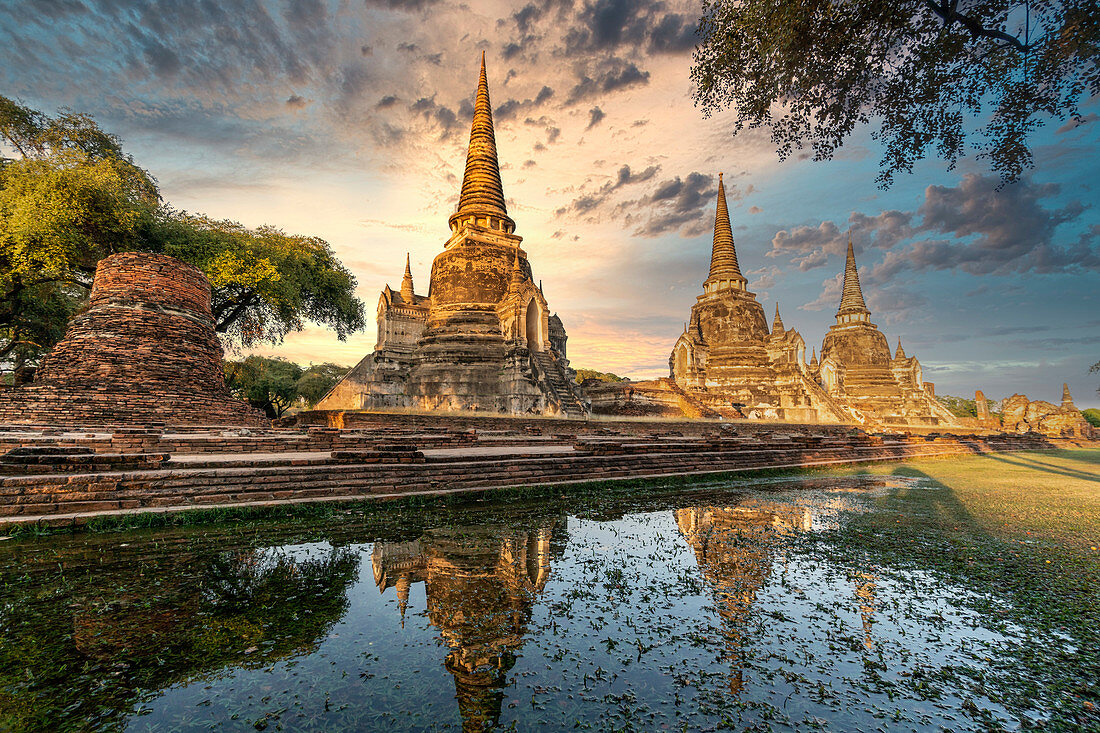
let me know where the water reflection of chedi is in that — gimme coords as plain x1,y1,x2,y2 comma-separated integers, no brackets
676,503,811,694
373,521,565,731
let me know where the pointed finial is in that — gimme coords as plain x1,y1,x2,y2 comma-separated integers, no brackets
771,302,784,333
510,247,523,287
836,236,870,320
895,337,905,359
396,576,410,628
810,347,818,366
705,172,746,288
450,54,514,233
1062,383,1076,409
400,253,415,302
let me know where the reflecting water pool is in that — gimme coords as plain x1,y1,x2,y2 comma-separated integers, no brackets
0,471,1089,731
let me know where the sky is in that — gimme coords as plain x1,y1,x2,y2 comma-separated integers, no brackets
2,0,1097,407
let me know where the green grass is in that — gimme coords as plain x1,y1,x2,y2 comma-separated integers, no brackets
804,448,1100,730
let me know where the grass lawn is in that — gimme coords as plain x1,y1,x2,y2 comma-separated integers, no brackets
810,448,1100,729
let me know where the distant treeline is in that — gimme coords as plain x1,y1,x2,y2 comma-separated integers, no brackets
223,357,348,418
574,368,628,384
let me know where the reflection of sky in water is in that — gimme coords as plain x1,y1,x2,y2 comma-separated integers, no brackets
1,476,1035,731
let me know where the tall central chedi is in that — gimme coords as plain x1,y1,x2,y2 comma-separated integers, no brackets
319,55,585,416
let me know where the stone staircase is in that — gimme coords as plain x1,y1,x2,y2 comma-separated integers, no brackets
657,378,725,419
532,352,588,418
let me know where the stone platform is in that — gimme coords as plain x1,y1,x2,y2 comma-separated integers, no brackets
0,416,1080,530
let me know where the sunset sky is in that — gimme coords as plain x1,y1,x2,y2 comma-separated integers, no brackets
2,0,1097,407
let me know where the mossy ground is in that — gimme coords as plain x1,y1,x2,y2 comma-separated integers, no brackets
805,448,1100,730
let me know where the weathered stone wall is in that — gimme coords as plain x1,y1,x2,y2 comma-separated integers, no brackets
0,425,1071,528
1001,393,1093,438
0,253,266,427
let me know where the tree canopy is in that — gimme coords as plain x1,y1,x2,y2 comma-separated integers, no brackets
692,1,1100,186
224,356,348,417
0,96,364,371
574,368,628,384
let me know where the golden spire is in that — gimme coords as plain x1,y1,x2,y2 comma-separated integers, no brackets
400,253,415,302
895,337,905,359
810,347,818,366
450,52,515,233
706,173,746,286
771,302,784,334
1062,383,1076,409
836,236,870,320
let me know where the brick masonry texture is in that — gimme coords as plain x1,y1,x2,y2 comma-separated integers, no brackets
0,416,1087,528
0,253,266,427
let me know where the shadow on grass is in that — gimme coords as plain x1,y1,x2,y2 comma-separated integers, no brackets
828,461,1100,729
978,450,1100,484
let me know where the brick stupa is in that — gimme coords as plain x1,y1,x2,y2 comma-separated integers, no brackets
0,252,266,426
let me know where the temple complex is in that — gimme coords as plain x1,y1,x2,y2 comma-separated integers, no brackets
0,252,265,426
810,241,958,427
319,54,585,417
372,520,563,730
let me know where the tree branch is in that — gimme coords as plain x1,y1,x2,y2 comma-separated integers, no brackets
215,292,258,333
924,0,1029,51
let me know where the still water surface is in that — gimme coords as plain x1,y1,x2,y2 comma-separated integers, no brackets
1,475,1042,731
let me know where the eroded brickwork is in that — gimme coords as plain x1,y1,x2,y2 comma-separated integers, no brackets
0,253,266,427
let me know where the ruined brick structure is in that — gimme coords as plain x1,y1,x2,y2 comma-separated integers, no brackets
810,240,958,428
1000,384,1094,438
0,252,266,426
319,54,585,417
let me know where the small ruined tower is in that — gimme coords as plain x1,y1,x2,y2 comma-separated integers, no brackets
704,173,748,294
400,253,415,303
1061,383,1077,410
975,389,991,420
895,338,906,359
771,303,785,334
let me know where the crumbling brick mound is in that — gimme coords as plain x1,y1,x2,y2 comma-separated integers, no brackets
0,252,266,427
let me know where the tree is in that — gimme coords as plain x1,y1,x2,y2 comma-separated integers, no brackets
223,356,303,418
574,368,627,383
1,97,160,373
296,363,349,407
0,97,365,371
692,1,1100,186
151,212,364,350
1091,359,1099,394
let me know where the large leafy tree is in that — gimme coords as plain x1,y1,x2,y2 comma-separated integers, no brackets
0,98,158,375
692,1,1100,186
0,97,364,371
152,212,364,349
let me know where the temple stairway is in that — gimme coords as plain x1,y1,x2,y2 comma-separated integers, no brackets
532,351,587,418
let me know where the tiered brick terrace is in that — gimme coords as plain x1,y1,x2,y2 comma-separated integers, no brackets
0,413,1079,530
